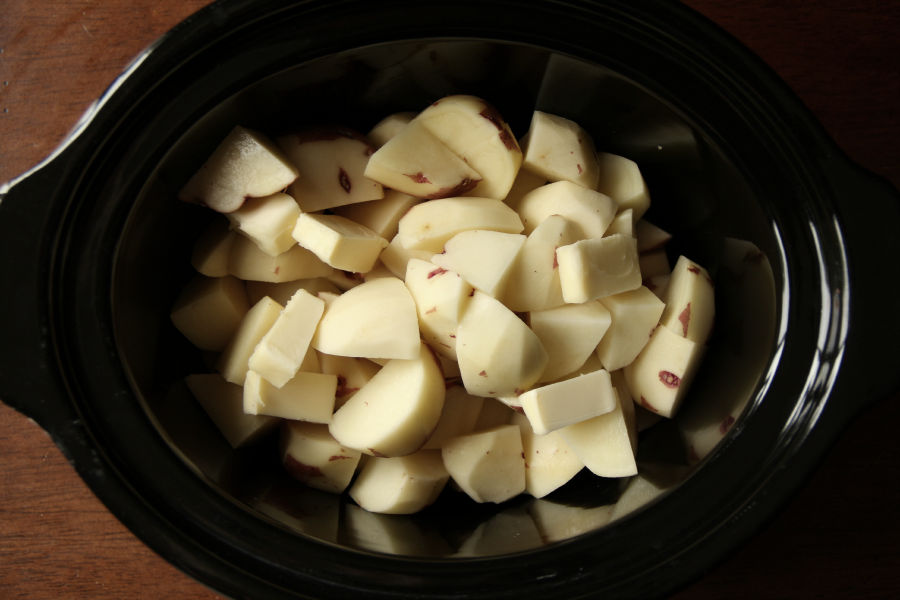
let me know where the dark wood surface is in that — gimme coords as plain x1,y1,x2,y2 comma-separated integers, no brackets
1,1,898,598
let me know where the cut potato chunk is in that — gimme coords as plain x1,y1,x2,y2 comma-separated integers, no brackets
178,126,299,213
521,111,599,190
216,296,283,384
528,301,612,383
472,398,515,431
333,188,422,240
248,289,325,388
422,381,484,450
502,167,547,213
635,220,672,253
638,248,671,278
658,255,715,344
510,412,584,499
520,370,617,435
185,374,279,448
243,370,337,423
430,230,526,299
292,213,388,273
558,390,637,478
380,235,436,281
280,421,361,494
170,274,250,352
329,341,445,457
366,111,416,149
225,192,301,257
191,217,236,277
442,424,525,504
515,180,617,239
316,352,382,409
311,277,420,360
456,291,548,398
245,277,340,306
405,259,474,360
349,450,450,514
604,208,634,238
395,197,524,253
229,234,334,282
596,286,666,372
595,153,651,221
557,234,642,303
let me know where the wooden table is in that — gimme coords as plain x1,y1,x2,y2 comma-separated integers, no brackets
1,1,898,598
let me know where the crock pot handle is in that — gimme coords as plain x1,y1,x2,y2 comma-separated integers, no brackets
824,159,900,418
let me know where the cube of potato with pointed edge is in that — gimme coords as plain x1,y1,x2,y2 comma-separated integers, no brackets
362,260,394,281
659,255,715,344
635,220,672,253
244,370,337,423
622,323,706,418
170,274,250,352
178,126,299,213
367,111,416,149
522,111,600,189
549,352,604,384
528,300,612,383
185,374,279,449
225,192,301,257
380,235,436,281
364,119,482,199
415,95,523,200
473,398,515,431
326,270,365,291
557,234,642,303
405,259,475,360
510,412,584,499
396,197,523,253
558,389,637,478
216,296,283,384
276,126,384,212
456,291,548,398
604,208,634,238
280,421,361,494
515,180,617,239
329,341,446,457
248,289,325,388
292,213,388,273
502,167,547,213
642,274,670,300
431,230,525,299
528,499,613,543
316,352,382,409
246,277,340,306
596,286,666,372
191,217,235,277
639,248,671,278
311,277,420,360
229,234,334,282
441,424,525,504
334,188,422,240
502,215,584,313
595,153,651,221
349,450,450,514
422,381,484,450
520,370,617,435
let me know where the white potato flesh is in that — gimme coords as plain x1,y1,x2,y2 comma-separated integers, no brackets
638,248,671,278
380,235,436,281
456,291,548,398
225,192,301,257
510,412,584,499
472,398,515,431
520,370,617,435
604,208,634,238
349,450,450,514
596,286,666,372
515,180,617,239
325,270,365,291
329,341,445,457
191,217,235,277
610,369,639,454
441,424,525,504
248,289,325,388
228,234,334,282
185,374,279,448
364,119,482,199
405,259,475,360
311,277,420,360
595,152,651,221
658,255,716,344
170,274,250,352
245,277,340,306
395,197,524,253
292,213,388,273
502,167,547,213
280,421,361,494
366,111,416,149
557,234,642,303
521,111,600,189
643,274,670,300
528,300,612,383
316,352,382,409
216,296,283,384
430,230,526,299
635,219,672,253
243,370,337,423
178,126,299,213
362,260,394,281
333,188,421,240
415,95,522,200
622,323,706,418
558,390,637,478
276,126,384,212
502,215,584,313
422,381,485,450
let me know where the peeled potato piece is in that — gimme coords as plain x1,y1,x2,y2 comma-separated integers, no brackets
243,370,337,423
226,192,301,257
229,234,334,282
185,374,279,449
510,412,584,499
170,274,250,352
349,450,450,514
442,424,525,504
292,213,388,273
280,421,361,494
216,296,283,384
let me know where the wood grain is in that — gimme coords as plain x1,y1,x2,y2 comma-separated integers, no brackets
1,1,898,598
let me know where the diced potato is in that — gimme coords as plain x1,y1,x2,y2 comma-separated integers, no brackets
442,424,525,503
280,421,361,494
243,370,337,423
185,374,279,448
216,296,283,384
349,450,450,514
170,274,250,352
226,192,301,256
229,234,334,282
292,213,388,273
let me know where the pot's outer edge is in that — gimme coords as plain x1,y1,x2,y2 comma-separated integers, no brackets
1,0,899,599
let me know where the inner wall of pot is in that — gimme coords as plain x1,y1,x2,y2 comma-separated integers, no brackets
114,40,778,557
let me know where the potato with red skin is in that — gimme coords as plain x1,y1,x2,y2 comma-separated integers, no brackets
280,421,362,494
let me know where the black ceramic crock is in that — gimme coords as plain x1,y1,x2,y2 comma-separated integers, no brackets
1,0,899,598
